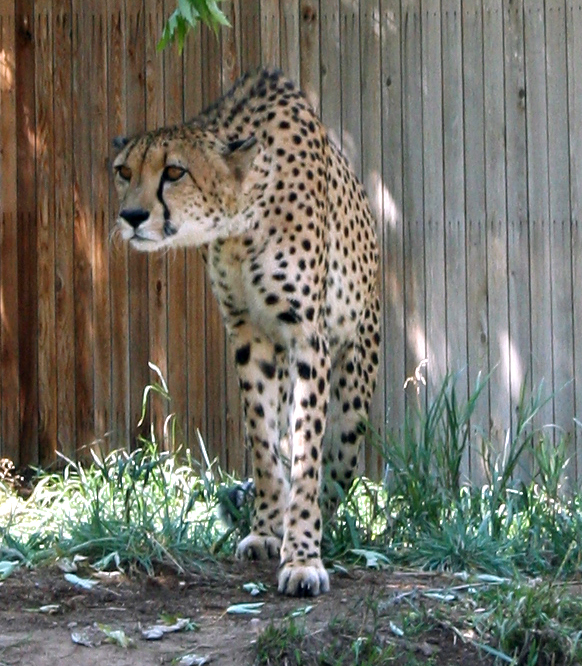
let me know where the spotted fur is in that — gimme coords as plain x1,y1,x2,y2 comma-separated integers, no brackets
112,69,381,596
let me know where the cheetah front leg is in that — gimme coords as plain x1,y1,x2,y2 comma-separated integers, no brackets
277,337,331,597
231,328,289,562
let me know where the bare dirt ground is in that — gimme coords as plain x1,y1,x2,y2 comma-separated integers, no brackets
0,561,488,665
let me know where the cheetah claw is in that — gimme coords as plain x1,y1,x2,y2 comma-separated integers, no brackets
236,534,282,561
277,560,330,597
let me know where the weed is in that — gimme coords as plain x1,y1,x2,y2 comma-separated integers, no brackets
467,577,582,665
0,371,230,574
255,619,307,665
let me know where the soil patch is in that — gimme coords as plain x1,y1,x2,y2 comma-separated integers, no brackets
0,561,489,665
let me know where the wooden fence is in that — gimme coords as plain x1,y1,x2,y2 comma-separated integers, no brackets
1,0,582,484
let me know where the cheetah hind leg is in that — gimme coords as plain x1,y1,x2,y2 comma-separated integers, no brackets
322,316,380,518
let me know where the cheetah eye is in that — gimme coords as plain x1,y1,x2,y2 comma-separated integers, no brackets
115,165,132,181
164,165,187,182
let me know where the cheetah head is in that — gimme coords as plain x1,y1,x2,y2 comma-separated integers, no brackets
112,126,262,251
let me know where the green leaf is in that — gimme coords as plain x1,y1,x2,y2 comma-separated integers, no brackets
206,0,231,27
178,0,195,24
159,0,230,51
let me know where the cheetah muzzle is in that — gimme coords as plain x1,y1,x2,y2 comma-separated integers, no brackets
113,68,381,596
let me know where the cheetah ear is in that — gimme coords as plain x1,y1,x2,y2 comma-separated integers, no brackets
222,136,259,183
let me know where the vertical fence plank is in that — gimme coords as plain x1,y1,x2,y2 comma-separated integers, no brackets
442,0,468,477
569,0,582,481
53,0,76,459
462,1,489,483
381,1,406,441
164,8,189,451
108,0,131,451
340,0,363,470
422,0,446,390
261,0,280,67
222,0,241,83
360,0,383,475
299,0,320,113
280,0,300,82
504,0,531,453
126,2,150,447
16,0,38,466
483,0,510,446
546,0,575,480
401,0,426,392
240,0,260,71
340,0,361,175
183,23,208,462
35,2,57,466
201,24,227,465
0,2,20,463
72,0,96,456
91,3,112,449
524,0,552,436
143,0,168,447
442,0,467,375
320,0,340,142
221,2,247,474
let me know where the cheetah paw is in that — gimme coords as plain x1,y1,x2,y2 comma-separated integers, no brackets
277,560,330,597
236,534,281,561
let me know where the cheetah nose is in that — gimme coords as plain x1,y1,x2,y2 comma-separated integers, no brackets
120,208,150,229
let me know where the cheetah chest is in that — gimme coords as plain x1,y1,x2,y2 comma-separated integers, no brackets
206,238,287,341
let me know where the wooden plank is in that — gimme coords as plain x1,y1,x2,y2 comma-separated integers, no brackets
222,0,241,84
0,4,20,463
524,0,552,432
144,0,165,130
15,0,38,466
260,0,280,68
201,25,227,466
442,0,466,375
280,0,300,82
240,0,260,71
421,0,446,393
568,0,582,480
401,0,425,396
126,2,150,448
337,0,363,466
545,0,575,477
299,0,320,113
35,2,57,467
53,0,76,460
360,0,383,476
504,0,530,454
183,23,209,464
442,0,468,478
319,0,341,143
462,1,489,483
91,3,112,450
108,0,131,450
164,10,189,452
72,0,96,457
143,0,167,449
339,0,361,175
221,0,247,475
483,0,510,445
380,0,405,445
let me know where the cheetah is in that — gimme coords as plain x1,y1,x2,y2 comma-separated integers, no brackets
112,69,381,596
